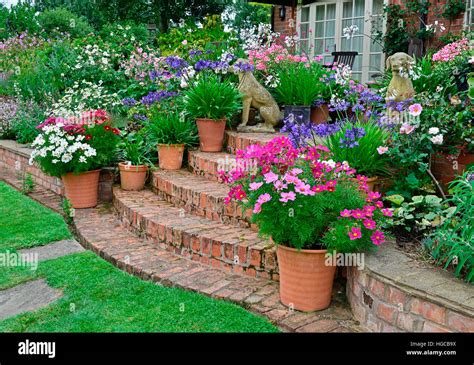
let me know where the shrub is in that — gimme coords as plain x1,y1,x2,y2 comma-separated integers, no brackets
1,2,41,38
11,99,44,144
183,73,241,120
0,97,18,139
118,132,153,166
37,8,93,38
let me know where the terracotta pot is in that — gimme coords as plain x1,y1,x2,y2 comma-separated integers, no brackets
196,118,226,152
310,104,329,124
276,244,336,312
366,176,378,192
62,169,100,209
157,144,185,170
431,148,472,191
118,162,148,191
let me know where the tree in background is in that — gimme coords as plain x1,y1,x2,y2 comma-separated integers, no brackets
223,0,272,32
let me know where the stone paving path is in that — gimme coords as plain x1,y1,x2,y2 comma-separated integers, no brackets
18,239,84,263
0,279,62,320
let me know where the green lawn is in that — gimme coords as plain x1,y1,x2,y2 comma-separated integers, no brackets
0,182,72,249
0,182,278,332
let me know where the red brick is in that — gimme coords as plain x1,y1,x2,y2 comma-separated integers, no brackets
369,278,386,299
423,321,451,333
376,302,398,324
445,310,474,332
386,286,407,308
410,298,446,325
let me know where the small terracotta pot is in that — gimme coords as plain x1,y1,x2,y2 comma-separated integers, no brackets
196,118,226,152
118,162,148,191
157,144,185,170
62,169,100,209
310,104,329,124
277,244,336,312
366,176,378,192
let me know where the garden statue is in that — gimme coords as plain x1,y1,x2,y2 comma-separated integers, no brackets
231,59,281,132
385,52,415,103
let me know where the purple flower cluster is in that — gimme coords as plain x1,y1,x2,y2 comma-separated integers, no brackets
329,98,351,112
339,126,366,148
189,49,203,58
140,90,178,106
314,123,341,138
133,114,148,121
281,114,320,147
233,61,254,72
386,98,413,112
122,97,137,106
165,56,189,70
194,59,229,72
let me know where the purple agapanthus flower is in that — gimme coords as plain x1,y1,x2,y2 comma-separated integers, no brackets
133,114,148,121
314,123,341,138
339,126,366,148
140,90,178,106
122,98,137,107
233,61,254,72
165,56,188,70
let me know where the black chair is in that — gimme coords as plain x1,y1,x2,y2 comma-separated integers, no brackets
331,51,358,69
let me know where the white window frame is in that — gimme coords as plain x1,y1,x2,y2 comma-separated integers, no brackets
297,0,387,84
466,0,474,28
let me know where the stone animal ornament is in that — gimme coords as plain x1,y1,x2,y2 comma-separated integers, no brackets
231,59,281,132
386,52,416,103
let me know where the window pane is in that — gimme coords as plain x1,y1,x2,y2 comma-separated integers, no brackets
372,0,384,15
327,4,336,20
316,5,325,21
326,20,336,37
301,7,310,22
369,54,382,71
324,55,333,64
370,39,383,52
300,40,310,54
314,39,324,54
315,22,324,37
354,17,364,31
325,38,336,53
300,23,309,39
352,55,362,72
352,36,363,52
343,2,353,18
341,37,351,51
354,0,365,17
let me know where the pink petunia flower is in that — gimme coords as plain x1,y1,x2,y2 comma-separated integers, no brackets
408,103,423,117
249,182,263,191
264,171,279,184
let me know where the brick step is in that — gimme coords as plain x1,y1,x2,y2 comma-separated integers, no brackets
225,131,281,154
152,169,254,228
113,187,278,280
73,206,358,332
187,149,236,181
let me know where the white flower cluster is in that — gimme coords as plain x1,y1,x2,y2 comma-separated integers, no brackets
334,64,352,85
72,44,115,72
239,23,279,53
428,127,444,145
29,124,96,167
264,74,280,88
343,25,359,40
48,80,119,118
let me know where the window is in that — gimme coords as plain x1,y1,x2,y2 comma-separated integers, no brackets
466,0,474,28
297,0,386,83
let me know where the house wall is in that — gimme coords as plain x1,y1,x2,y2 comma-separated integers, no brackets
272,6,297,34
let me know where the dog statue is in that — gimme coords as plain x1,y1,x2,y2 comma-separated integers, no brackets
231,59,280,132
386,52,415,102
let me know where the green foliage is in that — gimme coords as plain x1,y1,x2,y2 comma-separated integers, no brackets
183,73,241,120
223,1,272,31
145,107,198,146
10,99,43,144
21,173,35,194
118,132,153,166
426,169,474,283
325,120,390,177
273,62,328,106
442,0,467,20
384,194,456,238
371,4,409,55
1,1,40,38
469,72,474,100
37,7,93,38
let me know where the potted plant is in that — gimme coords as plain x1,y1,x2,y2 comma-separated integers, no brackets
223,136,389,311
145,107,198,170
30,110,120,208
118,133,152,191
183,73,241,152
324,120,390,191
273,61,328,124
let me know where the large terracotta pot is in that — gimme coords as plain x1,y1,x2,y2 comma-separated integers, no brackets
62,169,100,209
196,118,226,152
431,148,473,191
157,144,185,170
310,104,329,124
366,176,378,192
277,244,336,312
118,162,148,191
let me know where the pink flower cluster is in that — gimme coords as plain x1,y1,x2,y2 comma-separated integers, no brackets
248,44,323,72
36,109,111,133
338,190,392,246
432,39,472,62
121,47,163,81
